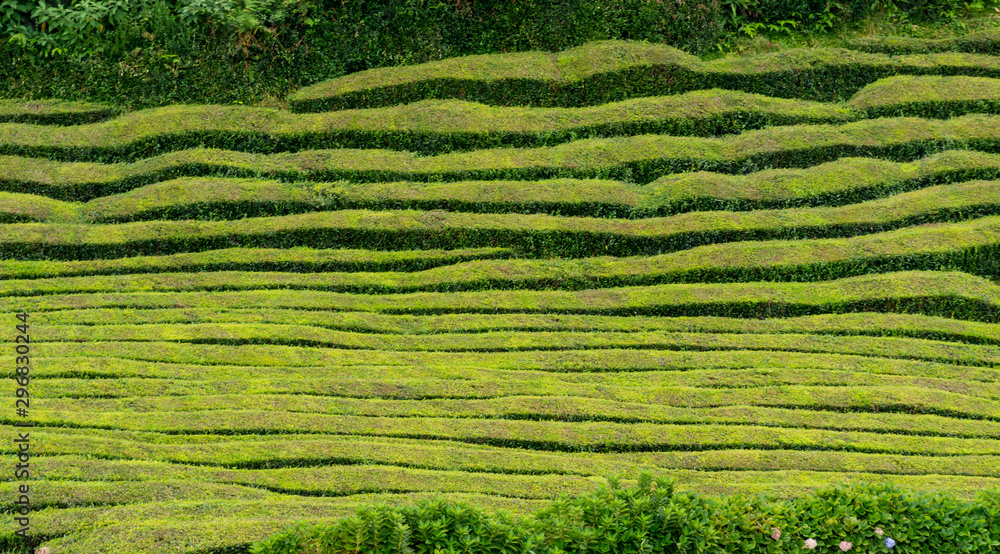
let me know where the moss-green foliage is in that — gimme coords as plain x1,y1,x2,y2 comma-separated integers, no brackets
0,493,545,554
2,214,999,291
16,405,1000,455
0,92,856,162
643,150,1000,214
30,323,1000,368
12,428,1000,480
0,247,513,279
11,33,1000,554
848,28,1000,56
30,385,1000,429
15,149,1000,222
29,309,1000,346
4,270,996,320
6,184,1000,261
288,40,1000,111
0,98,118,125
79,177,324,223
850,75,1000,119
11,149,1000,223
25,351,1000,396
11,75,1000,164
7,115,1000,202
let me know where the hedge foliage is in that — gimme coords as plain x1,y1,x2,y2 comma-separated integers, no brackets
848,28,1000,56
12,150,1000,224
250,477,1000,554
11,75,1000,165
289,40,1000,111
3,214,1000,293
4,270,996,321
29,308,1000,346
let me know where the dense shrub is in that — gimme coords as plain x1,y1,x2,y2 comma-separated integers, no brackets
249,475,1000,554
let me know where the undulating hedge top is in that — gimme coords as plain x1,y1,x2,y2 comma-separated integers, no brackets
7,115,1000,204
2,270,997,318
2,210,998,291
0,90,854,159
848,27,1000,56
11,76,1000,164
288,39,1000,110
0,98,118,125
848,75,1000,110
8,150,1000,224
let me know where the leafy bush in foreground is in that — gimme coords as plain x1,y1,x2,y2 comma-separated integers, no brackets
250,475,1000,554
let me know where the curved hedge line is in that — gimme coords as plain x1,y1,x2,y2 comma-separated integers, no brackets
15,150,1000,223
7,115,1000,202
12,150,1000,223
30,325,1000,368
29,309,1000,346
848,28,1000,56
11,76,1000,163
15,429,1000,479
0,247,514,279
288,40,1000,111
0,98,118,126
3,214,999,291
0,92,853,163
4,184,1000,260
5,271,997,321
33,382,1000,425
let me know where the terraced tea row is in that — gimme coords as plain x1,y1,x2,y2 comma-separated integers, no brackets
6,35,1000,554
4,271,996,319
12,429,1000,479
288,40,1000,110
2,217,998,293
6,192,1000,263
29,354,1000,398
7,115,1000,204
9,151,1000,223
26,320,1000,367
26,310,1000,346
0,99,118,125
27,389,1000,432
0,247,515,278
0,492,545,554
14,76,1000,163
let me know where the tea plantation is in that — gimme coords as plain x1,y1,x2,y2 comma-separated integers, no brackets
2,37,1000,553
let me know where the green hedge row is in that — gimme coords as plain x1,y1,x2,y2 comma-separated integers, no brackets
0,93,854,163
16,454,603,501
33,385,1000,432
3,214,1000,292
0,99,118,126
848,28,1000,56
16,150,1000,223
251,478,1000,554
30,308,1000,346
0,247,513,279
7,115,1000,203
5,270,997,321
31,346,995,392
4,183,1000,261
32,323,1000,368
13,427,1000,480
0,494,453,554
17,407,1000,456
288,40,1000,111
12,76,1000,163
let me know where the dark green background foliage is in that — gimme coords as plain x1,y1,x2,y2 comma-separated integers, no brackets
1,0,992,110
